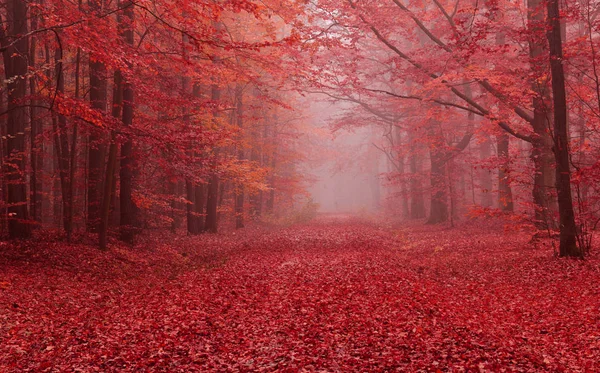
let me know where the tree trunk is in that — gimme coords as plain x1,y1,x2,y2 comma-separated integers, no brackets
99,70,123,250
1,2,31,238
479,135,494,207
409,133,426,219
87,0,108,233
546,0,580,257
234,86,245,229
119,0,136,244
29,3,43,225
52,44,74,239
529,0,557,228
195,184,205,230
0,90,7,235
186,179,200,234
99,134,118,250
427,147,449,224
204,81,221,233
497,132,514,212
266,150,276,215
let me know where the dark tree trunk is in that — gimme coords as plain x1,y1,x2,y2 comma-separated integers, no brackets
393,127,409,219
203,162,219,234
546,0,580,257
99,134,118,250
427,148,449,224
250,145,263,218
234,86,245,229
0,91,7,235
497,133,514,212
186,84,204,234
409,134,426,219
119,0,136,244
87,0,108,233
204,82,221,233
99,71,123,250
186,179,199,234
530,128,555,226
250,121,268,218
195,184,205,230
29,3,42,224
1,1,31,238
479,135,494,207
52,44,74,239
528,0,557,228
266,151,276,215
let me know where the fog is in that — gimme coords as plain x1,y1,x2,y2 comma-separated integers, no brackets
302,98,386,215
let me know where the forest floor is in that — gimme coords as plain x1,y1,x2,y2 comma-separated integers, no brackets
1,217,600,372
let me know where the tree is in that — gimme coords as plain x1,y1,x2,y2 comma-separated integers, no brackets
546,0,580,257
1,0,31,238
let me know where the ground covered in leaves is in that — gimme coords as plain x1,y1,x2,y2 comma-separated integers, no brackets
1,218,600,372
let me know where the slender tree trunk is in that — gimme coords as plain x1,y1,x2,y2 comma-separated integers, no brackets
479,135,494,207
395,129,410,219
52,43,74,239
99,71,123,250
427,147,449,224
99,133,118,250
234,86,245,229
409,132,426,219
1,2,31,238
497,132,514,212
195,184,205,229
0,91,7,235
546,0,580,257
186,179,199,234
266,150,276,214
69,42,81,237
87,0,108,233
169,179,181,233
529,0,557,228
204,82,221,233
186,84,204,234
119,0,136,243
250,120,267,218
29,3,43,225
249,146,262,218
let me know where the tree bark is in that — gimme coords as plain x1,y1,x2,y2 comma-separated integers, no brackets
99,70,123,250
394,128,410,219
1,2,31,238
427,146,449,224
546,0,580,257
87,0,108,233
29,2,43,224
528,0,557,228
497,132,514,212
204,81,221,233
479,135,494,207
409,132,426,219
186,179,199,234
234,86,245,229
52,43,74,239
119,0,136,244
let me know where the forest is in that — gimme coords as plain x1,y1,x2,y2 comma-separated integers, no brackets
2,0,600,371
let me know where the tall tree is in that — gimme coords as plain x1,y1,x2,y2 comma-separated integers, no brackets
546,0,580,257
1,0,31,238
119,0,136,243
87,0,108,233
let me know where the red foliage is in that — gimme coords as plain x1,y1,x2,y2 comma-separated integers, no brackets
1,222,599,372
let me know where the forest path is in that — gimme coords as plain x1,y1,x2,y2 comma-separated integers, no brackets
1,221,600,371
